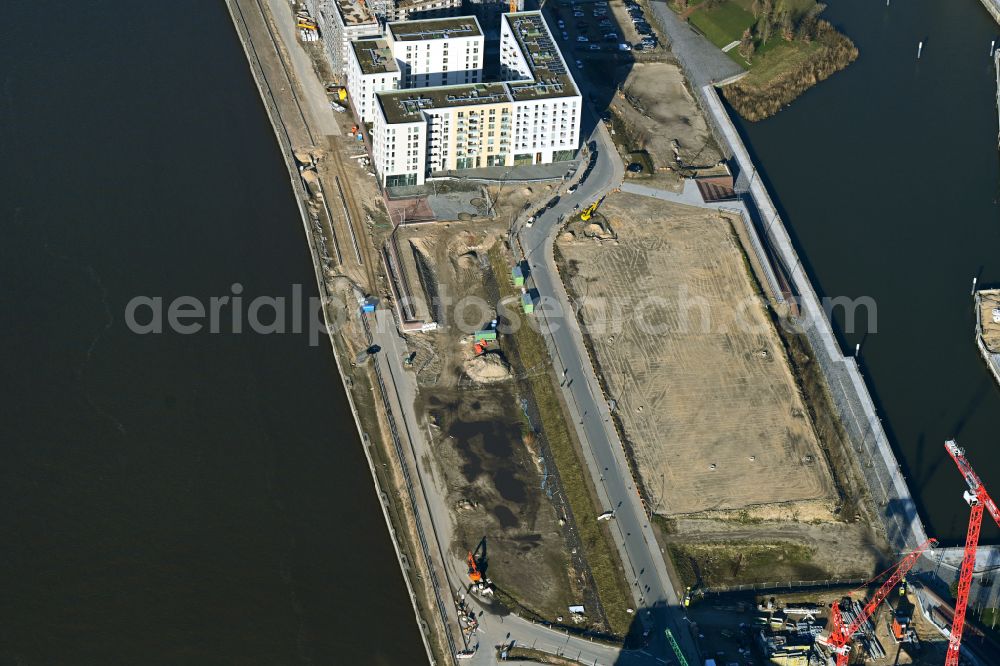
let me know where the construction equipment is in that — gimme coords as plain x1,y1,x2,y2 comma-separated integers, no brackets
466,551,482,583
820,537,936,666
944,439,1000,666
508,0,517,13
580,196,604,222
664,628,689,666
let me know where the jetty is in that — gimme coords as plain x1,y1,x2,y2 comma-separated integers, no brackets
974,289,1000,387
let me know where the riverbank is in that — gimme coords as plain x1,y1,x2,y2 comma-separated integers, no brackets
221,0,443,662
666,0,857,120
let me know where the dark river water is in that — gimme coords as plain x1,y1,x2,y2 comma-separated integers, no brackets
731,0,1000,542
0,0,423,662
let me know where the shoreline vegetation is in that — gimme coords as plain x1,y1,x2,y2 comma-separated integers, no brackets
669,0,858,121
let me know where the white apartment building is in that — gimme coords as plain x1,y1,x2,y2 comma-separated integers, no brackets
371,11,581,188
346,38,401,123
304,0,380,75
500,12,581,166
386,17,484,88
372,102,428,188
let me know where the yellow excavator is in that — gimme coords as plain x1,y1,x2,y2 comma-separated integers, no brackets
580,196,604,222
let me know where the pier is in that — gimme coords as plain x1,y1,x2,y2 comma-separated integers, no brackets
974,289,1000,386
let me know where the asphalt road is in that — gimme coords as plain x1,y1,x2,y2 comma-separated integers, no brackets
515,108,700,663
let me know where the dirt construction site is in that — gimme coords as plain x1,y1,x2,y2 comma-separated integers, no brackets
593,59,724,189
557,192,885,584
389,217,604,627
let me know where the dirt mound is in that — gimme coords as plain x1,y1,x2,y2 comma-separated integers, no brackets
464,353,511,384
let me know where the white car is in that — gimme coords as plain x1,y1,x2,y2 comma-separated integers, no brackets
576,35,589,42
618,43,632,51
562,31,569,40
575,59,583,69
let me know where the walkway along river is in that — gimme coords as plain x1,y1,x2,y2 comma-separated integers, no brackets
728,0,1000,544
0,0,424,662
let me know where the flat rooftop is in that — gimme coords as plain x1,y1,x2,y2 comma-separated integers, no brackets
377,83,511,123
504,12,579,101
351,39,399,76
334,0,377,26
387,16,482,41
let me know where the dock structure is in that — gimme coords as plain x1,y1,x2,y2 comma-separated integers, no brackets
995,48,999,147
981,0,1000,26
974,289,1000,387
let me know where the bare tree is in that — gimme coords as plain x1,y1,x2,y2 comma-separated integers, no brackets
738,28,756,62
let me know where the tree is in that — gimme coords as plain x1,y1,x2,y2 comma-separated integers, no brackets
738,28,756,62
751,0,762,18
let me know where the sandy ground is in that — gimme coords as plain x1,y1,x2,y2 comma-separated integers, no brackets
592,60,723,185
389,220,597,622
978,289,1000,352
557,192,836,517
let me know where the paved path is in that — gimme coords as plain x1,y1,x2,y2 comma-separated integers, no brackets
645,1,744,87
370,311,644,665
265,0,341,136
516,105,700,662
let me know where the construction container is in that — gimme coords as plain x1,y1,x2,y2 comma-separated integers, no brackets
474,330,497,343
521,291,534,314
512,264,525,286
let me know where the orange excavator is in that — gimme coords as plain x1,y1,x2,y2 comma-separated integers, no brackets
466,552,482,583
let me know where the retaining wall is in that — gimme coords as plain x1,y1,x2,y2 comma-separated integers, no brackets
698,84,928,553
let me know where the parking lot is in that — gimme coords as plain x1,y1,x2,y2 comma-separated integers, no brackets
546,0,662,75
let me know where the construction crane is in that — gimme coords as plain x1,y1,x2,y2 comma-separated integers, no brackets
580,196,604,222
944,439,1000,666
820,538,936,666
663,628,689,666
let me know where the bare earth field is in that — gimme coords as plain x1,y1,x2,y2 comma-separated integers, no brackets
557,193,835,518
391,220,600,624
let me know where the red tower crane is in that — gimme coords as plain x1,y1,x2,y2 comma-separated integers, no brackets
820,538,937,666
944,439,1000,666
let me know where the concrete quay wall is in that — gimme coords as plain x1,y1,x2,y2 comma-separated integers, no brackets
698,85,928,553
222,0,439,662
981,0,1000,25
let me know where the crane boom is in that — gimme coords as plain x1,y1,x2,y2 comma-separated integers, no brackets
944,439,1000,666
664,628,689,666
821,538,936,666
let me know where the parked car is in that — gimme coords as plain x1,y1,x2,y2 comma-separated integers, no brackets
627,162,644,173
562,31,569,40
568,184,579,194
600,19,613,27
604,32,618,40
589,43,601,50
575,59,584,69
618,42,632,51
573,10,585,16
576,34,589,42
557,19,565,27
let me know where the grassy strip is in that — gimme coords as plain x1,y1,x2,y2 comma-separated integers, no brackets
500,646,589,665
489,249,634,637
668,542,823,588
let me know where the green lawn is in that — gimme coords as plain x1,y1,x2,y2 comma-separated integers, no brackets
688,2,755,50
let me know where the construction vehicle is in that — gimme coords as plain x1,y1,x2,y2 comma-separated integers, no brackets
466,551,482,583
580,196,604,222
508,0,517,13
943,439,1000,666
819,537,936,666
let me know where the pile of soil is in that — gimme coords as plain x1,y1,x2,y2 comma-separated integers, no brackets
464,354,511,384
